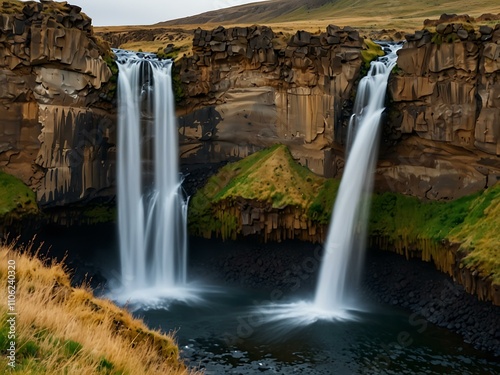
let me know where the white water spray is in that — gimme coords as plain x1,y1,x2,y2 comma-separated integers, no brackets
313,42,403,312
114,50,191,304
257,42,402,323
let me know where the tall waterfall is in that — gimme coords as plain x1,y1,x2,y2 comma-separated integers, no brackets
115,50,188,298
256,43,402,325
313,42,402,312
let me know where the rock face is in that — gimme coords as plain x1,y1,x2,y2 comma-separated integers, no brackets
177,25,364,176
379,24,500,200
0,1,114,207
176,23,500,201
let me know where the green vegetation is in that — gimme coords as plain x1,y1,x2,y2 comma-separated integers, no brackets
361,39,384,67
157,46,181,60
372,185,500,285
211,145,323,205
171,66,185,103
189,144,325,238
0,245,193,374
102,53,119,101
358,38,385,77
81,203,116,224
308,179,340,224
0,171,38,220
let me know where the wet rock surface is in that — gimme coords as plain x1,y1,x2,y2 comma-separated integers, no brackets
363,249,500,357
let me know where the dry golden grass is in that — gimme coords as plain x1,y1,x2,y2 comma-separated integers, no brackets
0,244,197,374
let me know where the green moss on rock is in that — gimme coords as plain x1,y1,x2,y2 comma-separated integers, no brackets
360,39,385,77
0,171,38,221
369,184,500,287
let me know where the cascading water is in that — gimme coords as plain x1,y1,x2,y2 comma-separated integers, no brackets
256,42,402,324
313,42,402,312
113,50,190,304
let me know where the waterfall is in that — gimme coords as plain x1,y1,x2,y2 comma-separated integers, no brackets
255,42,402,325
313,42,402,312
114,50,188,298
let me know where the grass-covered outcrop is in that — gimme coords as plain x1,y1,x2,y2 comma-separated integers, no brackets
0,171,38,222
0,244,193,374
189,144,329,241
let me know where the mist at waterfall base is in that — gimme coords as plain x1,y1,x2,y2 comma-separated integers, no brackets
111,50,200,308
255,42,404,325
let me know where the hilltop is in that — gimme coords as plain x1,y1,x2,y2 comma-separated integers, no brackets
95,0,500,55
159,0,500,32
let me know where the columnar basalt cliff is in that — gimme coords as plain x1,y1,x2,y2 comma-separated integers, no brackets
176,23,500,201
0,0,114,208
177,25,364,176
379,23,500,200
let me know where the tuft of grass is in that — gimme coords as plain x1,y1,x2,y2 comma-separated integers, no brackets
63,339,83,357
0,245,197,374
361,39,384,66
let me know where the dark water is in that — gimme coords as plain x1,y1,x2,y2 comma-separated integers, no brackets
29,225,500,374
139,287,500,375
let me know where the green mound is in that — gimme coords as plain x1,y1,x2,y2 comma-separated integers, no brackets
188,144,326,237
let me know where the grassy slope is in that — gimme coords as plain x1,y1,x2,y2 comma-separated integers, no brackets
159,0,500,32
214,144,325,208
0,245,194,375
0,172,38,220
369,185,500,285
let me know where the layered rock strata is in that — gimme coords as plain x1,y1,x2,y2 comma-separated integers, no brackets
177,25,364,176
381,24,500,200
176,23,500,201
0,1,114,207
